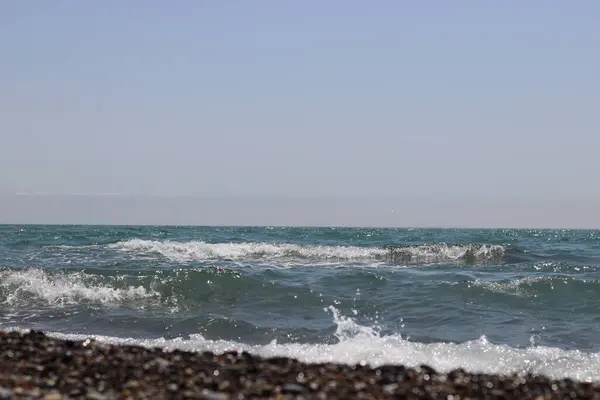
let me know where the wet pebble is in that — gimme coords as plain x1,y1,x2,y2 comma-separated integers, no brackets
0,330,599,399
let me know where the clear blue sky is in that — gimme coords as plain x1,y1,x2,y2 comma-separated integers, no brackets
1,2,599,227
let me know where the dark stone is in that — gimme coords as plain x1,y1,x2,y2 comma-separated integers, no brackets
281,383,306,394
0,387,12,400
0,329,597,399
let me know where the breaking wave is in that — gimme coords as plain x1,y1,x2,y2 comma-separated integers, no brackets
17,306,600,383
0,268,156,307
107,239,508,264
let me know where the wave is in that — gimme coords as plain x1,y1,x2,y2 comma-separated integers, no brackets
107,239,508,264
5,266,595,317
462,275,600,299
382,243,507,264
0,268,157,307
10,306,600,383
0,266,301,312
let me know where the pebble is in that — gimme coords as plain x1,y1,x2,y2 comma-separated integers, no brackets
0,387,12,400
1,330,599,399
200,389,230,400
86,390,109,400
281,383,306,394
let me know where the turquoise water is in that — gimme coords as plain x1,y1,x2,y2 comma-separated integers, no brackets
1,225,600,381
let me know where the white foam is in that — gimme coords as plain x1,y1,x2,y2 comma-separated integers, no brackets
107,239,505,264
387,243,505,263
21,306,600,383
0,268,155,307
467,276,577,296
109,239,388,262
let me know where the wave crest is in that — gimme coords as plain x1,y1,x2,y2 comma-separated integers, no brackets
0,268,156,307
383,243,506,264
465,275,600,299
108,239,507,264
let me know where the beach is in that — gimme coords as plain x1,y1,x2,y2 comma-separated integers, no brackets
1,330,598,399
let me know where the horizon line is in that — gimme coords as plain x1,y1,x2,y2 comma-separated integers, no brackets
0,222,596,231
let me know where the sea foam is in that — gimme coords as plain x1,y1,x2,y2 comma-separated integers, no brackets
18,305,600,383
108,239,506,264
0,268,155,307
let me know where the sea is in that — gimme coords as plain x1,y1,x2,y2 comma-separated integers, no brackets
1,225,600,382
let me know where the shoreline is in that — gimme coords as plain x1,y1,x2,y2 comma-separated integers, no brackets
1,330,598,399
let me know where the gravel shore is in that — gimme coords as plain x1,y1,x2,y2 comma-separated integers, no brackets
1,330,599,399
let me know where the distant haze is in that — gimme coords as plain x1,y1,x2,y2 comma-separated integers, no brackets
1,2,599,228
1,195,599,229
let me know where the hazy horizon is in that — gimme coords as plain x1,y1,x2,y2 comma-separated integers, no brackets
2,2,598,228
1,194,599,229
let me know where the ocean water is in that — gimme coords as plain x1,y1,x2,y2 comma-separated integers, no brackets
1,225,600,382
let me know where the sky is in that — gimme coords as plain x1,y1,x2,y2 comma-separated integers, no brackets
1,1,599,227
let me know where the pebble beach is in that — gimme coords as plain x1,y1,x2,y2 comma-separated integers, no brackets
1,330,599,400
